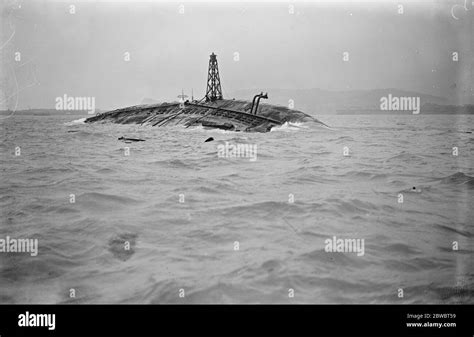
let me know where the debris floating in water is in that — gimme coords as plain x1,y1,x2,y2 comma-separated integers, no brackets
204,137,214,142
118,136,145,142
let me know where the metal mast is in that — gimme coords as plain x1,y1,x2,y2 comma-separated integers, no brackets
205,53,223,102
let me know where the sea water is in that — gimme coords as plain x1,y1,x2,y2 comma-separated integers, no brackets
0,114,472,303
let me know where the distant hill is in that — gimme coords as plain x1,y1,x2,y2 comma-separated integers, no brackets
420,103,474,114
230,88,450,115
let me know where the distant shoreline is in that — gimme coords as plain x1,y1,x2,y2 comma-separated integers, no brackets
0,110,97,116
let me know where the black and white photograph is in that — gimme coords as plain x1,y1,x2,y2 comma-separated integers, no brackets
0,0,473,335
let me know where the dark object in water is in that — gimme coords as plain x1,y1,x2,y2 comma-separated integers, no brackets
118,136,145,142
204,137,214,143
67,130,80,133
411,186,421,193
108,232,137,262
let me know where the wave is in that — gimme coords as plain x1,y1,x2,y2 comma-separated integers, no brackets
64,118,86,126
384,151,427,163
438,172,474,188
335,170,389,180
270,122,305,132
77,192,141,210
332,199,380,214
211,200,306,218
434,224,473,238
148,159,194,169
63,130,105,139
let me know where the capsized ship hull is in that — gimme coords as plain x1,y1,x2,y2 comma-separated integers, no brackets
85,99,327,132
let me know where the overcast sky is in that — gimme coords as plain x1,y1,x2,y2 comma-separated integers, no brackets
1,0,472,110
